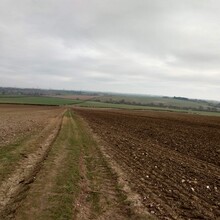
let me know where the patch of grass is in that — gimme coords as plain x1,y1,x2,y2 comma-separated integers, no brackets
71,112,102,216
95,95,214,109
1,94,219,117
0,133,39,182
77,100,176,110
0,95,81,106
47,110,81,220
0,112,64,184
72,114,157,220
76,101,220,117
72,113,137,217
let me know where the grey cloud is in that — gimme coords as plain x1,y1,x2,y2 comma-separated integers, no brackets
0,0,220,100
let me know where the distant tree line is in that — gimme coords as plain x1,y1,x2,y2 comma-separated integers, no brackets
0,87,100,97
173,96,189,101
93,98,220,113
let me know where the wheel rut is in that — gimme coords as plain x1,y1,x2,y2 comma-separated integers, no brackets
0,109,150,220
0,111,64,219
72,113,148,220
75,108,220,220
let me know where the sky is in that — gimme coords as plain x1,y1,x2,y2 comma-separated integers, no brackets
0,0,220,100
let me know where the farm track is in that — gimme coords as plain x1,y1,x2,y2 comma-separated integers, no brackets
0,106,149,220
0,110,64,219
75,108,220,220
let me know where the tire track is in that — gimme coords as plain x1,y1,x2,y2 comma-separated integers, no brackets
75,108,220,220
0,111,64,219
72,113,152,220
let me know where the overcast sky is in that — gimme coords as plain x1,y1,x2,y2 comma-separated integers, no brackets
0,0,220,100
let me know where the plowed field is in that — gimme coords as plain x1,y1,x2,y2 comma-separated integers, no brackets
0,105,149,220
75,108,220,219
0,104,63,146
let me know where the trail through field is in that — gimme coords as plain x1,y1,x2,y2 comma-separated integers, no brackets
0,108,148,220
0,110,64,219
75,108,220,220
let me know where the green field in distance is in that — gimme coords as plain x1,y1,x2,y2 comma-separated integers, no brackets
1,95,220,117
0,95,80,106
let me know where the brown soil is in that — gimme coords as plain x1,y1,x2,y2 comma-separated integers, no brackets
0,104,63,146
72,115,150,220
13,116,68,220
75,108,220,220
1,107,150,220
0,106,63,219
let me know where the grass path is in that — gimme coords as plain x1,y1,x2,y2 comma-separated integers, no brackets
8,109,147,220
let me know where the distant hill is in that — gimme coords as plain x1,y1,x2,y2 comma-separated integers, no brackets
92,94,220,113
0,87,219,113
